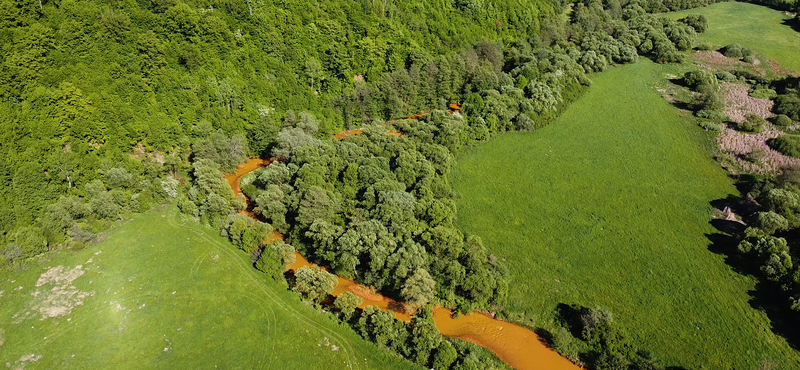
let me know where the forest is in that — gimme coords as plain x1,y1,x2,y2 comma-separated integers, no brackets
2,0,799,368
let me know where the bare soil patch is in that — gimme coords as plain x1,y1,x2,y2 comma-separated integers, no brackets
692,51,751,69
768,59,799,76
12,265,94,323
723,82,774,123
11,354,41,370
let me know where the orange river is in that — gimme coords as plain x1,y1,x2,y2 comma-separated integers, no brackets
225,158,580,370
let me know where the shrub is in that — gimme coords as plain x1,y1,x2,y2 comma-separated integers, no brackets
743,55,755,64
737,114,766,133
679,14,708,33
696,109,728,121
775,114,793,127
722,44,743,58
750,89,778,99
715,71,736,82
698,120,720,131
684,70,716,88
775,95,800,121
769,135,800,158
755,211,788,234
697,42,714,51
745,148,765,163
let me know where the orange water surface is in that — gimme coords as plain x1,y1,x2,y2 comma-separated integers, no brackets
226,155,580,370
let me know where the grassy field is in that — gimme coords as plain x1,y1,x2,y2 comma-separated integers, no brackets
667,2,800,72
453,60,800,369
0,208,416,370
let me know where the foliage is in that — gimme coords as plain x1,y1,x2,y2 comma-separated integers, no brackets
737,114,766,133
751,89,778,100
774,114,793,127
294,265,337,303
768,135,800,158
334,291,363,318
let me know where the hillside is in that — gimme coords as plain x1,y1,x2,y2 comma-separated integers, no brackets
0,0,553,237
0,208,419,369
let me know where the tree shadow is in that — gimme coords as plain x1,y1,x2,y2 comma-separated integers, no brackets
781,16,800,34
662,76,700,112
707,192,800,351
748,279,800,350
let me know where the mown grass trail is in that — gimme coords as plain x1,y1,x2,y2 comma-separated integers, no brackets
453,60,800,369
668,2,800,72
0,208,417,370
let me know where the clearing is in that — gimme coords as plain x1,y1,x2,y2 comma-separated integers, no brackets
452,60,800,369
667,2,800,72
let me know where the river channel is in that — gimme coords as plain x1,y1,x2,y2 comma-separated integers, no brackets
225,158,579,370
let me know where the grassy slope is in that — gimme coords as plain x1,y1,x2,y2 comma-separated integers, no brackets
452,60,800,369
0,208,417,370
668,2,800,72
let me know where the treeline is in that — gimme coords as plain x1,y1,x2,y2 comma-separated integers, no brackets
734,173,800,322
0,0,557,262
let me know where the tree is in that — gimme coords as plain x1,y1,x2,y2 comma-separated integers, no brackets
294,265,337,303
334,291,363,318
411,305,442,365
305,58,324,90
755,212,788,235
432,340,458,370
14,226,48,259
401,268,436,307
256,241,296,278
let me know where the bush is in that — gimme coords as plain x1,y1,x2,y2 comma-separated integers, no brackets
683,70,716,88
745,148,765,163
722,44,743,59
775,114,793,127
755,211,788,234
696,109,729,121
698,120,720,131
715,71,736,82
775,95,800,121
750,89,778,99
737,114,766,133
769,135,800,158
743,55,755,64
679,14,708,33
696,42,714,51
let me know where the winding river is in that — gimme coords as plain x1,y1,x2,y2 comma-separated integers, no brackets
225,159,579,370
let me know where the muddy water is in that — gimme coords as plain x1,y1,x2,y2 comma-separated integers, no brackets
287,251,413,322
226,157,580,370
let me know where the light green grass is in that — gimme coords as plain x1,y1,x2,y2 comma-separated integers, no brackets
667,2,800,72
453,60,800,369
0,208,416,370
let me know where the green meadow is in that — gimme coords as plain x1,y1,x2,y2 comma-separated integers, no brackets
668,2,800,72
0,208,415,370
453,60,800,369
